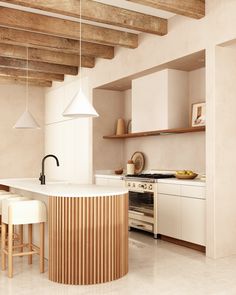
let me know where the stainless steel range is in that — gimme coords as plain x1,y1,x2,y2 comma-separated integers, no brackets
125,173,175,239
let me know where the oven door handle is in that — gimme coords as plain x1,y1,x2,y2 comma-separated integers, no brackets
128,190,152,194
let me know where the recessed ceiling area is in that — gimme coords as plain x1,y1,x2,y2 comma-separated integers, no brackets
0,0,205,87
96,50,206,91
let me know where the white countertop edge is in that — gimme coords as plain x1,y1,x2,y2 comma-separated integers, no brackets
94,174,124,180
0,178,128,198
95,174,205,187
157,178,206,186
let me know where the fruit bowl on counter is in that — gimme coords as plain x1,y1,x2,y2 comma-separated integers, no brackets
175,170,198,180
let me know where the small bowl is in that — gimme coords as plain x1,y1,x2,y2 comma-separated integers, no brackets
115,169,123,175
175,173,198,180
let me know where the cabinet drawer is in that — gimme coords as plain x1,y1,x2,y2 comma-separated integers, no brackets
108,179,124,187
158,183,181,195
181,185,205,199
129,219,153,232
95,178,108,186
129,212,154,224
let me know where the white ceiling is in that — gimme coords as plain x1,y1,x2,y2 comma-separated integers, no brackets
0,1,175,34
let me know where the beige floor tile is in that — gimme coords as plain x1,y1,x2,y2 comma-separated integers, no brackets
1,231,236,295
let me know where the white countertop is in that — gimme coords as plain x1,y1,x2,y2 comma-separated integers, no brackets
0,178,128,197
95,171,205,187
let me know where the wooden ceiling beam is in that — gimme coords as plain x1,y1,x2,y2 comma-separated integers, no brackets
0,6,138,48
127,0,205,19
0,0,167,36
0,56,78,76
0,67,64,81
0,27,114,59
0,44,95,68
0,76,52,87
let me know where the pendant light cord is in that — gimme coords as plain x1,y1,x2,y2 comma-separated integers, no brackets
79,0,82,91
26,46,29,111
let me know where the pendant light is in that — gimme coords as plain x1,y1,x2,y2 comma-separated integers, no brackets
14,47,40,129
63,0,98,118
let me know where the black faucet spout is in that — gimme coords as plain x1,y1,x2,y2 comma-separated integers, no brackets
39,154,60,185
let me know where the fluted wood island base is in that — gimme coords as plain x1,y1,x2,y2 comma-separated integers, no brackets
48,194,128,285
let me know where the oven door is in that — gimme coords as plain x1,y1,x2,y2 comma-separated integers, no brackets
129,190,154,218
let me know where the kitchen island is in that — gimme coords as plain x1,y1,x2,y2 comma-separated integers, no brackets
0,178,129,285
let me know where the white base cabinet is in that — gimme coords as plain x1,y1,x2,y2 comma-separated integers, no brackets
157,182,205,246
158,194,181,240
181,197,205,245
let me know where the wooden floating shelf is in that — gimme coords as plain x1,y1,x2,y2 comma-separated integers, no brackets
103,126,205,139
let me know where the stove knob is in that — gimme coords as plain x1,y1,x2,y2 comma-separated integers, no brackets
127,182,131,187
132,183,136,188
144,184,147,189
149,184,153,190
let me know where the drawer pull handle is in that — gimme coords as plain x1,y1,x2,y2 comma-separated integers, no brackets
131,223,144,228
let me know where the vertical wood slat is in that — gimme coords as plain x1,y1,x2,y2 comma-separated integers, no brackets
48,194,128,285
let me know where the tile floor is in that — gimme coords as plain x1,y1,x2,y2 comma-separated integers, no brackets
1,231,236,295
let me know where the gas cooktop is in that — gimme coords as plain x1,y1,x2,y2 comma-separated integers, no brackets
125,173,175,182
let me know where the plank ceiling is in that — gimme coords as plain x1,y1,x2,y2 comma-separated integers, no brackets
0,0,205,87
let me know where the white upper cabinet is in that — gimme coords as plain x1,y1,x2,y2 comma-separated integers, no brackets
132,69,189,132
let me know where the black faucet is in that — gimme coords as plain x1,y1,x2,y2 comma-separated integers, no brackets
39,154,60,185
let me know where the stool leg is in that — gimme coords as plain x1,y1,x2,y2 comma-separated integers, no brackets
8,223,13,278
28,224,32,265
39,222,44,273
19,225,24,254
1,223,6,271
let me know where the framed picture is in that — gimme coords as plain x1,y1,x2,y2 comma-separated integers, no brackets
191,102,206,127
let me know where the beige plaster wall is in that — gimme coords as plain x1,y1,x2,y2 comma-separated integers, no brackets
123,68,206,172
0,83,44,178
93,89,125,171
213,46,236,257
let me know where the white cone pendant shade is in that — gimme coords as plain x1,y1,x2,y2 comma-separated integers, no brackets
62,0,98,118
13,47,40,129
14,110,40,129
63,89,99,118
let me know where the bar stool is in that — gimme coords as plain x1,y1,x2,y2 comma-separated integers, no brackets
0,194,22,230
1,199,47,278
0,190,11,195
0,195,29,263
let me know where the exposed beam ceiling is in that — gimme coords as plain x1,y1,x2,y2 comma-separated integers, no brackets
0,67,64,81
0,27,114,59
0,44,95,68
0,1,205,87
0,76,52,87
97,50,205,91
0,6,138,48
126,0,205,19
0,56,78,76
0,0,168,35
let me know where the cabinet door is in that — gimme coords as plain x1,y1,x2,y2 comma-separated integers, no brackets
181,197,205,246
157,194,181,239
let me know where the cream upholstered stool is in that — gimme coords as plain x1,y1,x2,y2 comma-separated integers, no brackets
1,199,47,278
0,195,30,264
0,193,22,231
0,190,10,194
